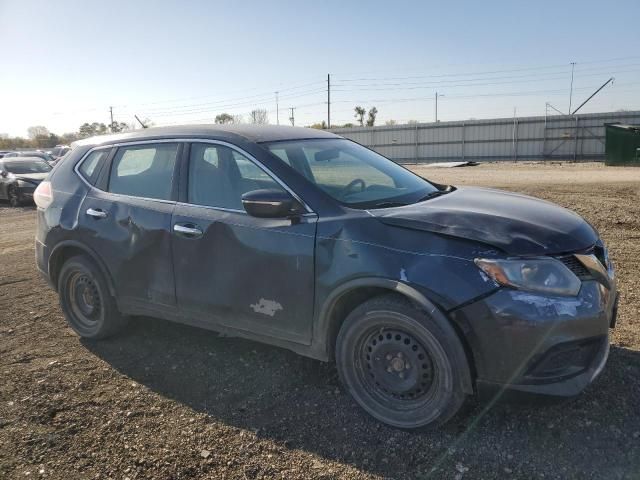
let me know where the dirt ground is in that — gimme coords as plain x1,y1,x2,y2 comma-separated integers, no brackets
1,162,639,479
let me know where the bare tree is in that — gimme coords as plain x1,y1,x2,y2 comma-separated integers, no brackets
366,107,378,127
354,106,366,126
27,126,50,139
385,119,397,126
249,109,269,124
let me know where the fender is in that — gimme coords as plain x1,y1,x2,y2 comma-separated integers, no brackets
315,277,474,394
48,240,116,296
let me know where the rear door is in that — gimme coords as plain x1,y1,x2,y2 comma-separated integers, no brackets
171,141,317,344
77,142,182,312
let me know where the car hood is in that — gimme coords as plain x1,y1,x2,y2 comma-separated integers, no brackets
371,187,598,256
14,173,48,184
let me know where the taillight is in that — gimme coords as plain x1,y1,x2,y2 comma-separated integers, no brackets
34,181,53,209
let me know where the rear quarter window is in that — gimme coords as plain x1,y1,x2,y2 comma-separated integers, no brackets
78,149,110,185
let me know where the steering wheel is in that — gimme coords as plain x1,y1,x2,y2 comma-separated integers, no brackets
340,178,366,197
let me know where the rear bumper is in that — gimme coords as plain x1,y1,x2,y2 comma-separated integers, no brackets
450,278,617,398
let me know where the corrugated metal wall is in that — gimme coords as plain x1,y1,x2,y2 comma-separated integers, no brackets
330,111,640,163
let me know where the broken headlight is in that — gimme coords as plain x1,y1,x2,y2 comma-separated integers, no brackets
475,257,581,297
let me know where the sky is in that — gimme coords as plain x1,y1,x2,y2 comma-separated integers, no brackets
1,0,639,137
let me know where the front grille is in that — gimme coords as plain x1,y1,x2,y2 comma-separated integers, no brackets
558,255,593,280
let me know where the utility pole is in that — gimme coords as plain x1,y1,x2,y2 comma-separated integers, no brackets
568,62,576,115
109,106,114,126
511,107,518,162
327,74,331,129
275,91,279,125
289,107,296,126
435,92,444,122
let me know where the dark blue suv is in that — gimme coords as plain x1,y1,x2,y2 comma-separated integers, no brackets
34,125,617,428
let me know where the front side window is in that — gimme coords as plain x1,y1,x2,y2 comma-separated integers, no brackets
189,143,285,210
265,138,438,209
108,143,179,200
3,160,52,174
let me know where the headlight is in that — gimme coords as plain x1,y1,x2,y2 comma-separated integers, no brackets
475,257,581,296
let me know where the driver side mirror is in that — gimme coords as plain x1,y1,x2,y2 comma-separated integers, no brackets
242,189,304,218
0,170,7,178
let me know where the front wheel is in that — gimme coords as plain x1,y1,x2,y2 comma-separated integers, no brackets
336,294,468,429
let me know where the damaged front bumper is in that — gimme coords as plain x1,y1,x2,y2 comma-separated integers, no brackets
450,274,617,397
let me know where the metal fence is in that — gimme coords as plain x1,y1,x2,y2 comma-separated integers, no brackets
330,111,640,163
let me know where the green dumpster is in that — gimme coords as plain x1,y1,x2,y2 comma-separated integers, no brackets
605,123,640,166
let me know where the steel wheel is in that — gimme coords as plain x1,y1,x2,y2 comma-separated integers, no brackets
67,272,103,329
336,294,468,429
58,255,128,339
359,328,436,403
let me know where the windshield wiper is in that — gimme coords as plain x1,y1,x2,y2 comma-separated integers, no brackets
417,189,452,202
371,201,410,209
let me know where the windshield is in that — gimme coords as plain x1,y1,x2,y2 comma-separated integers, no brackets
4,160,52,174
264,138,439,208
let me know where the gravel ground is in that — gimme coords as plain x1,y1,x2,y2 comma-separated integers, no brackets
1,162,639,479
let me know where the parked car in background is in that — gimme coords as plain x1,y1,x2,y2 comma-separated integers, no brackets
0,156,52,206
48,145,71,160
34,125,617,428
0,151,12,159
4,150,56,166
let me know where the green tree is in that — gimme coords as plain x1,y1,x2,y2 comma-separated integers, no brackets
310,121,327,129
366,107,378,127
79,122,108,138
109,121,129,133
354,106,366,126
215,113,235,124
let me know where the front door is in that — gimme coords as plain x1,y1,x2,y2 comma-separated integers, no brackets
171,142,317,344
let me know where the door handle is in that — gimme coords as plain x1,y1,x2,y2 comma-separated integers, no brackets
173,223,203,237
86,208,108,219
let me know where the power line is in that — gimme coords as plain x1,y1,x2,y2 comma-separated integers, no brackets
333,55,640,82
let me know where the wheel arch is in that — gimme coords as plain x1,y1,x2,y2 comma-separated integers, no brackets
48,241,116,296
316,277,474,394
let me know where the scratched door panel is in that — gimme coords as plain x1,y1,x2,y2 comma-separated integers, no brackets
171,204,317,345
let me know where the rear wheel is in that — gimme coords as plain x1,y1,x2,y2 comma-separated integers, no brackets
58,256,127,339
8,186,21,207
336,294,467,429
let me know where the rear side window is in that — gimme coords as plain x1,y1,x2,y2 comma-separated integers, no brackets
78,149,110,185
108,143,179,200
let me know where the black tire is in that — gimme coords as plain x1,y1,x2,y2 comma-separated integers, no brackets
8,185,21,207
58,255,127,339
336,294,468,429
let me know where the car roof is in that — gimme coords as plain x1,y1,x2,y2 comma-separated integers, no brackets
72,124,341,148
2,156,49,162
